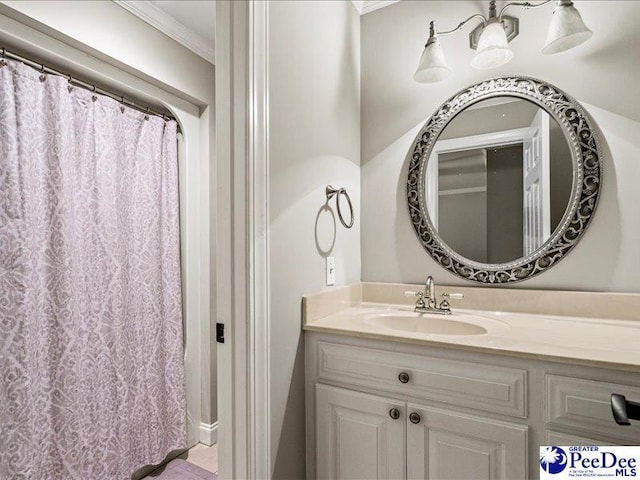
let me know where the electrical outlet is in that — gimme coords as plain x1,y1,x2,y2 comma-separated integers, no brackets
326,256,336,286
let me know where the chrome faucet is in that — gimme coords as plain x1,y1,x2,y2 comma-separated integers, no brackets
425,276,436,309
405,276,464,315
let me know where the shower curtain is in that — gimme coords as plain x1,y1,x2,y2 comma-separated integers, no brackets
0,59,186,479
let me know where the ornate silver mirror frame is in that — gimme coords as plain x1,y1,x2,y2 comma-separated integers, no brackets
406,77,602,283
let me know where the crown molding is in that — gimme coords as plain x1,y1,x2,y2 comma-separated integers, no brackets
351,0,365,14
351,0,400,15
114,0,215,64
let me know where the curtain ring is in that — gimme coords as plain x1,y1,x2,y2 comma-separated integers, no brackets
326,185,354,229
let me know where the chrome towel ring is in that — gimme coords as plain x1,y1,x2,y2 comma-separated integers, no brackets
326,185,354,229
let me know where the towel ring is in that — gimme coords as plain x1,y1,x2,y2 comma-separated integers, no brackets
326,185,354,229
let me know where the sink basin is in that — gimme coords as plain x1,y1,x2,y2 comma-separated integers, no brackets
364,312,488,336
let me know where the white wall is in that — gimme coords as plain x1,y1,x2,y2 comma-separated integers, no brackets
268,0,361,477
361,0,640,292
0,0,218,438
0,0,212,106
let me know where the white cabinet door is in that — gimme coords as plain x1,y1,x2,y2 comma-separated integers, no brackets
316,384,405,480
406,404,528,480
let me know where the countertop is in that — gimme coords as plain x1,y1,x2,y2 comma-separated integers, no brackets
303,301,640,371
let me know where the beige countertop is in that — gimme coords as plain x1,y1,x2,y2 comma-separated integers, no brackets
303,283,640,371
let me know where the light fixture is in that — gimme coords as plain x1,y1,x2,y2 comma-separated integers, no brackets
414,0,592,83
470,17,514,70
414,21,451,83
542,0,593,54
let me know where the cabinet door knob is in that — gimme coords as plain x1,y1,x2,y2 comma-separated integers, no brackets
398,372,410,383
409,412,421,424
389,408,400,420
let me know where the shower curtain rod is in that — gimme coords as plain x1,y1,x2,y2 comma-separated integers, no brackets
0,47,176,122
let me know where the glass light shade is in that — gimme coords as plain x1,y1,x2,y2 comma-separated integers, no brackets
470,21,514,70
542,1,593,54
414,37,450,83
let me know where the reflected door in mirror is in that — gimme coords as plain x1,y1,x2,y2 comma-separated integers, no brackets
425,97,573,265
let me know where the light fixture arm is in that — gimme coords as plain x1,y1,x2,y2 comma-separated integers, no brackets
499,0,554,21
436,13,488,36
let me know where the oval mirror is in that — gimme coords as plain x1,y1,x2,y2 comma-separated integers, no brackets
406,77,602,283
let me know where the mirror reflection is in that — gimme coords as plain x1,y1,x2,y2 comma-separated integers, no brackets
425,96,574,264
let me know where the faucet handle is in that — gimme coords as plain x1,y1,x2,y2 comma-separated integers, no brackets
404,290,422,297
405,290,426,309
439,292,463,312
442,292,464,300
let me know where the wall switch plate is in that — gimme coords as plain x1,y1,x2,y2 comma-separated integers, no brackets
326,256,336,286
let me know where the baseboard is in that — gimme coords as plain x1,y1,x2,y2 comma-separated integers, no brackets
199,421,218,446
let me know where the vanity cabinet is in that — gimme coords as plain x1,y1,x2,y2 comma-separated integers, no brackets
315,384,527,480
306,332,640,480
316,385,405,479
406,404,527,480
310,337,529,479
545,375,640,444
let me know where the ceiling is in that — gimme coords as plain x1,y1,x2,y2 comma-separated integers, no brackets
114,0,405,65
114,0,402,64
115,0,215,64
152,1,215,44
351,0,399,15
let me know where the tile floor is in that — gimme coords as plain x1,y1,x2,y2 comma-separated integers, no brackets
180,443,218,474
144,443,218,478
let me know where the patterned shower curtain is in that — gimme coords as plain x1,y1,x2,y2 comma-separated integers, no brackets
0,59,186,479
